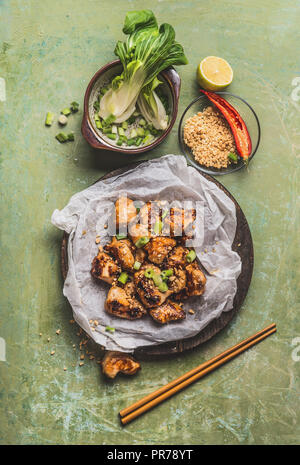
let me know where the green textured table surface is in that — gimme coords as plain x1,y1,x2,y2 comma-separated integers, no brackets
0,0,299,445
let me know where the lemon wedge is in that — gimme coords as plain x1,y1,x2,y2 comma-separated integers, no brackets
197,56,233,91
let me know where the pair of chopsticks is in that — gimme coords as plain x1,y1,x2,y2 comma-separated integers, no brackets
120,323,276,425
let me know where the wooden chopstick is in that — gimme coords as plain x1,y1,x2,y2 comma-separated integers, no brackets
120,323,276,425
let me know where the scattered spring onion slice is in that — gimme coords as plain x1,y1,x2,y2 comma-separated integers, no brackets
55,132,68,143
61,108,71,116
67,132,74,141
144,268,154,279
118,272,128,284
45,112,54,126
228,152,238,163
161,269,173,280
133,261,141,271
152,272,163,288
186,250,196,263
135,236,150,248
105,326,115,333
70,101,79,112
116,234,127,240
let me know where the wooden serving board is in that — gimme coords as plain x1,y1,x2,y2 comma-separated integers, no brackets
61,162,254,358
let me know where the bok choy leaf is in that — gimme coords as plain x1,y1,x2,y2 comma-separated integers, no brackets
99,10,188,123
137,77,168,130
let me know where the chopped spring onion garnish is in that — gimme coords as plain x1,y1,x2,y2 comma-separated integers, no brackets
55,132,68,143
118,272,128,284
162,209,169,219
186,250,196,263
135,236,150,248
45,112,54,126
105,326,115,333
158,281,168,293
133,261,142,271
228,152,238,163
67,132,74,141
61,108,71,116
144,268,154,279
152,272,163,288
161,269,173,280
116,234,127,240
107,133,117,140
153,220,163,235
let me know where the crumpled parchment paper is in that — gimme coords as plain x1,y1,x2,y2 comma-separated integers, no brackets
51,155,241,352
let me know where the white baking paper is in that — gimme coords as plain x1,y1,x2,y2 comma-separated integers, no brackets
51,155,241,352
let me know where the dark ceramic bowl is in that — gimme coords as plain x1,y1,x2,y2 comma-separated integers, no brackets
82,60,181,154
178,92,261,175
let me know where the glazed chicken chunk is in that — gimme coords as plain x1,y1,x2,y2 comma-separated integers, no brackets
105,236,135,271
164,207,196,237
144,236,176,265
105,283,146,320
149,300,186,324
115,196,137,229
166,245,189,268
134,265,172,308
186,261,207,296
91,251,120,284
102,351,141,379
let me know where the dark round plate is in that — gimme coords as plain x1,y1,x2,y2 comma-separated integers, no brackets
61,162,253,357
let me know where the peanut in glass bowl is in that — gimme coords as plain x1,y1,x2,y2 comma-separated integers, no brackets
178,92,261,175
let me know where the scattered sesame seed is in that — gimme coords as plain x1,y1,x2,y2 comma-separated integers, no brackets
238,243,241,247
82,230,87,235
212,248,216,253
56,329,61,335
80,354,85,360
95,237,101,244
104,224,108,229
94,320,98,326
47,337,51,342
69,319,75,324
39,333,42,337
89,320,93,324
79,362,84,366
91,327,95,331
188,309,195,314
50,350,55,355
63,367,67,371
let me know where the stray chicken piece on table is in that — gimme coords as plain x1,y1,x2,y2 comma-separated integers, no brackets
91,251,120,284
102,351,141,379
149,300,186,324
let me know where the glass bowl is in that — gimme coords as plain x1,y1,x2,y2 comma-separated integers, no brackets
178,92,261,175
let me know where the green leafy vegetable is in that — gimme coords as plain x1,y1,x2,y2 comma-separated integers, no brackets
137,77,168,130
99,10,187,123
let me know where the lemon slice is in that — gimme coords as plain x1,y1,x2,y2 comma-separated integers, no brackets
197,56,233,91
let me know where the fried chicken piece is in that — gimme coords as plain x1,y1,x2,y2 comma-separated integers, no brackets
185,261,206,296
91,251,120,284
149,300,186,324
163,207,196,237
144,236,176,265
139,201,161,231
102,351,140,379
105,236,135,271
135,247,146,265
134,265,172,308
115,196,137,228
128,222,150,245
168,267,187,294
105,284,146,320
166,245,189,268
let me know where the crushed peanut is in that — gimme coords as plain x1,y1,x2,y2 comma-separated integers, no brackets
184,106,237,169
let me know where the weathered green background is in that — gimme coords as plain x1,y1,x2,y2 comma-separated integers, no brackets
0,0,299,445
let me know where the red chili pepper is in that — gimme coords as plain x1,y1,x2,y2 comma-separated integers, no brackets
200,90,252,162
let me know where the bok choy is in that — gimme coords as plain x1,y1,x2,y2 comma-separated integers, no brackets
99,10,188,123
